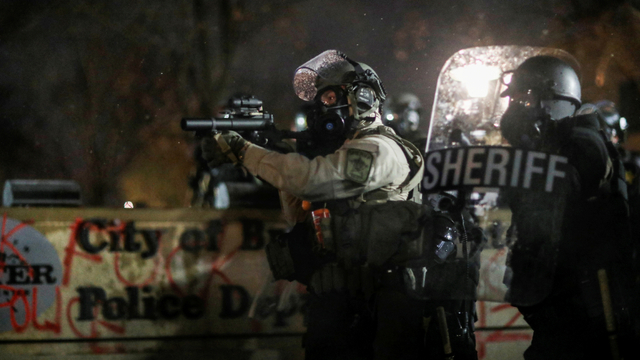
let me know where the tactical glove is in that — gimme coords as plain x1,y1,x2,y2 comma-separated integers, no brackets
200,131,249,169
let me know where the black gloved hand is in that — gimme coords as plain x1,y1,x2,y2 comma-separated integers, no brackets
200,131,249,169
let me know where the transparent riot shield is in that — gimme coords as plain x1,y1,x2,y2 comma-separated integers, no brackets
417,46,578,306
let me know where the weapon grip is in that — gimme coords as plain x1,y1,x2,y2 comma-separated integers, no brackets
214,133,240,165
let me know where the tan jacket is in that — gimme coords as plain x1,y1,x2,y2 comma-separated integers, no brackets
241,123,412,225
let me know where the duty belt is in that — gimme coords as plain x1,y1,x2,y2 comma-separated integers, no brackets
309,263,376,299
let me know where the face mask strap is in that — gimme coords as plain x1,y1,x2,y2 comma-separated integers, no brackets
325,103,350,112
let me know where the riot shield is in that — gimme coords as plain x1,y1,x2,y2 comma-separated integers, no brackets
418,46,577,306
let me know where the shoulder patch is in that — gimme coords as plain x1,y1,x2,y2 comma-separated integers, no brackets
345,148,374,183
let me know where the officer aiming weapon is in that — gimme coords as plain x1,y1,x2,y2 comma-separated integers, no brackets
182,96,289,208
181,95,310,152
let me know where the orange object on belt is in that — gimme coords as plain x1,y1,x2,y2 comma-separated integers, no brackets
311,208,330,246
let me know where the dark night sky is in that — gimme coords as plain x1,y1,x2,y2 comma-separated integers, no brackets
0,0,638,206
229,0,561,130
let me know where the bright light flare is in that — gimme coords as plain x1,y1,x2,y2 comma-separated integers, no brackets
450,64,502,98
620,117,628,130
295,115,306,127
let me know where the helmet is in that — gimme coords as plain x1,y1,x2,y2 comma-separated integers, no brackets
383,93,423,136
501,55,581,121
596,100,627,144
500,55,582,148
293,50,387,139
578,100,628,144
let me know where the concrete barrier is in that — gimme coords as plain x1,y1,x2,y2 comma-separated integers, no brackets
0,207,530,359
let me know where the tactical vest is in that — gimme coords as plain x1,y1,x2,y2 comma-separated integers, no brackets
349,125,425,203
267,126,431,294
318,126,429,268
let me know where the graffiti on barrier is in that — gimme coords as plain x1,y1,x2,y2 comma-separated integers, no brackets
0,213,305,341
0,214,63,332
0,211,531,360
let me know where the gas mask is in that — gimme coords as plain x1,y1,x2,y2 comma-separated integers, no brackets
293,50,386,138
500,99,550,149
400,108,421,133
501,90,577,149
312,86,353,141
499,55,581,149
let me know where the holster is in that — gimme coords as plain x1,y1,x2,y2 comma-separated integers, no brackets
265,221,319,285
265,235,296,281
309,263,376,299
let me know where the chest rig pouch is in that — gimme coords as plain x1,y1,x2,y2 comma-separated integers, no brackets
324,126,432,269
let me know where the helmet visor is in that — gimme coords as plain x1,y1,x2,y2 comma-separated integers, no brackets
293,50,355,101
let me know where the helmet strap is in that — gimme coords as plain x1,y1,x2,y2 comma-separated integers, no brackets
346,87,380,129
339,52,387,103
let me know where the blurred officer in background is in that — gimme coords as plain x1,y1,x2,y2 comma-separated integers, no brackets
382,92,428,152
580,100,640,339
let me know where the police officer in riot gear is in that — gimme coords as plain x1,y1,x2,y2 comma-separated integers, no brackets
594,100,629,146
382,92,427,151
499,55,638,360
582,100,640,340
201,50,436,360
576,100,637,198
594,102,640,294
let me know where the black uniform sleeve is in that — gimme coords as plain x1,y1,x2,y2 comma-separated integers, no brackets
561,114,610,200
